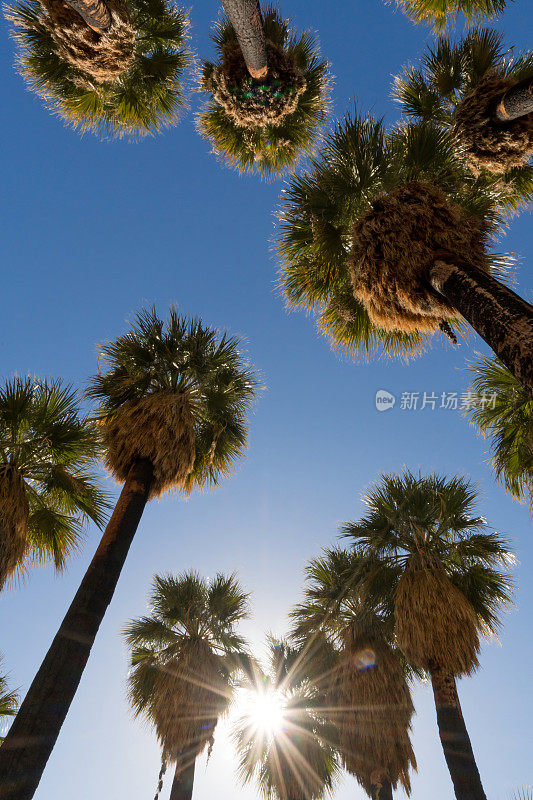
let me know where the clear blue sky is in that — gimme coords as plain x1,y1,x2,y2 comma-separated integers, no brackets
1,1,532,798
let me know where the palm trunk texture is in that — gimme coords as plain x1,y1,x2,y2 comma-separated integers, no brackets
64,0,112,30
169,756,196,800
220,0,267,79
494,75,533,122
430,260,533,397
429,664,487,800
372,780,393,800
0,458,154,800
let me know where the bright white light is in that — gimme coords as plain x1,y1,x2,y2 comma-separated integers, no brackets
242,688,286,736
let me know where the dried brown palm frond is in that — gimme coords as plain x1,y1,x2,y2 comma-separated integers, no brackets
150,639,229,763
350,182,490,335
100,392,196,499
0,465,29,589
341,728,415,796
206,37,306,128
394,563,480,676
38,0,134,83
453,72,533,175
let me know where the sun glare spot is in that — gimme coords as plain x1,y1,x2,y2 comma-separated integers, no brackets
241,687,286,736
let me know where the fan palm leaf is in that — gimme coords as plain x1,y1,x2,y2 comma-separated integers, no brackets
0,658,18,744
390,0,507,32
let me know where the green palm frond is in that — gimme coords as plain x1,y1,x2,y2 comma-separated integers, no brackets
341,470,514,640
390,0,507,32
466,354,533,510
275,107,507,362
0,377,109,581
393,29,533,203
87,306,262,494
5,0,191,138
197,6,330,178
0,658,18,743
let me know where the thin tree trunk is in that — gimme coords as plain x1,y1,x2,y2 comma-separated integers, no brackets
429,664,487,800
220,0,267,79
64,0,111,31
169,754,196,800
371,780,393,800
493,75,533,123
429,260,533,397
0,458,154,800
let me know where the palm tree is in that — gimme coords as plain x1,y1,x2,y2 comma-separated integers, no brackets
389,0,506,32
197,4,330,178
275,110,533,393
124,571,250,800
0,659,18,744
0,307,261,800
394,29,533,177
5,0,191,138
343,470,514,800
466,354,533,510
0,376,108,590
290,548,417,800
233,638,339,800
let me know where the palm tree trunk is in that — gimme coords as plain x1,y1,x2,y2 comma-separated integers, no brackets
494,75,533,122
169,755,196,800
371,780,393,800
0,458,154,800
220,0,267,79
64,0,112,31
429,260,533,397
429,663,487,800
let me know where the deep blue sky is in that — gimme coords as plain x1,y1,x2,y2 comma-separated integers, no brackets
1,1,532,798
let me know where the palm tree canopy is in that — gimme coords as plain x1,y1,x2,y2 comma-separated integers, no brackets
6,0,191,138
0,376,108,582
342,471,514,641
197,6,330,178
124,571,250,761
467,354,533,510
0,658,18,738
276,108,511,360
233,638,339,800
390,0,507,32
87,306,261,496
394,29,533,182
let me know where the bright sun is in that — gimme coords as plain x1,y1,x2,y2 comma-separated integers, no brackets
242,688,286,735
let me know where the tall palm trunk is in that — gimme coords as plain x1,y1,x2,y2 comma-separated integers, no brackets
220,0,267,79
429,260,533,397
371,780,393,800
64,0,112,31
429,663,487,800
169,755,196,800
0,458,154,800
494,76,533,122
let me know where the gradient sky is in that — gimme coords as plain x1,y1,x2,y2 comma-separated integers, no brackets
1,1,532,798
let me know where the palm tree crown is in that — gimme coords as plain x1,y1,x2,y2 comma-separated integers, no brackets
197,6,330,178
390,0,507,32
6,0,191,138
276,109,510,360
394,29,533,178
467,354,533,510
233,638,339,800
0,376,108,589
87,306,261,497
124,571,250,769
343,470,514,674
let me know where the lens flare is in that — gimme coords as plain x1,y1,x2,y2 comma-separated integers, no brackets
242,687,286,735
354,648,377,671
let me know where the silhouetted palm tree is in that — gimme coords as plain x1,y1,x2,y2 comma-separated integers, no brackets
0,307,261,800
125,571,250,800
0,376,107,590
344,470,514,800
197,4,330,177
